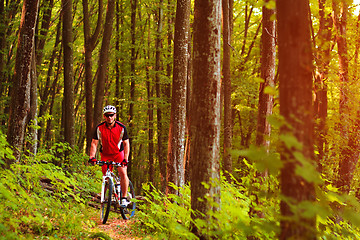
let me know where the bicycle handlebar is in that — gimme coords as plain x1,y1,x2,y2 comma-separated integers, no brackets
95,160,125,168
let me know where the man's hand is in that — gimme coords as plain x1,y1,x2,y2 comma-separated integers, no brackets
121,159,128,167
88,157,97,165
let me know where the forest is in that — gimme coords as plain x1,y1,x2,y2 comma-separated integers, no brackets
1,0,360,239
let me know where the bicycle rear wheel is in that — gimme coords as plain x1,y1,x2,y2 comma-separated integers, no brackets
100,179,113,224
120,180,136,220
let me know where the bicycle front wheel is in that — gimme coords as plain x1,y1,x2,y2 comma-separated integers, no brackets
120,180,136,220
100,179,113,224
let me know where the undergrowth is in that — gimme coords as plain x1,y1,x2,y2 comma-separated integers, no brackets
0,139,106,239
135,146,360,240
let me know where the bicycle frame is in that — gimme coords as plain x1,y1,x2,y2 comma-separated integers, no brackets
95,160,136,222
100,162,122,205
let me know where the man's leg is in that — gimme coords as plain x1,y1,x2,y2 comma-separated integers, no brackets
118,166,129,197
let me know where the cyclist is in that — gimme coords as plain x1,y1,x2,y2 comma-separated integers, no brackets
89,105,131,207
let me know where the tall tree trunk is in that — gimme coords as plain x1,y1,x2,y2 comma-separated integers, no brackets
314,0,331,172
190,0,221,238
184,30,193,184
115,0,125,119
38,21,61,147
332,0,360,193
27,47,38,156
83,0,103,153
36,0,54,68
155,0,167,193
93,0,115,125
145,18,155,186
7,0,40,164
166,0,190,196
256,0,275,150
0,0,4,98
62,0,75,148
277,0,316,238
222,0,233,179
147,72,154,186
128,0,138,179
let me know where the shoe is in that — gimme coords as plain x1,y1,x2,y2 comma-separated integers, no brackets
120,198,130,207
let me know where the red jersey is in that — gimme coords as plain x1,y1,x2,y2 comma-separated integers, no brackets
93,121,129,155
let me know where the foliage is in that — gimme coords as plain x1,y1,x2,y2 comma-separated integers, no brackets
0,144,103,239
137,177,278,239
137,143,360,239
136,183,196,239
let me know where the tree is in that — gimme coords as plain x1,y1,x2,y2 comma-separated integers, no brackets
7,0,40,164
166,0,191,195
155,0,167,193
222,0,233,179
332,0,360,193
128,0,138,179
62,0,75,148
277,0,316,238
256,0,275,151
93,0,116,126
83,0,103,153
313,0,332,172
190,0,221,237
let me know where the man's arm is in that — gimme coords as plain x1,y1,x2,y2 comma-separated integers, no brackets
89,139,99,159
123,139,130,161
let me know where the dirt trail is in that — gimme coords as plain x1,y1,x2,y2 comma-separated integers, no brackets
91,216,142,240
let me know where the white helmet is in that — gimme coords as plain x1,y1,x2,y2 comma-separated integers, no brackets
103,105,117,114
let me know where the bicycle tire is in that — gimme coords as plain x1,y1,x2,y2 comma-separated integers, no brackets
120,180,136,220
100,179,113,224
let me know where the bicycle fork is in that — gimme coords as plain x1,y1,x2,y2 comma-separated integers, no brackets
101,176,115,203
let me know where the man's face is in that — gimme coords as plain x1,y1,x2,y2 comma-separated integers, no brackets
104,112,116,125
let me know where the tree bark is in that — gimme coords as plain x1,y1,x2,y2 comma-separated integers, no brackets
62,0,75,148
83,0,103,153
128,0,138,179
27,47,38,156
155,0,167,193
313,0,331,172
332,0,360,193
277,0,316,238
166,0,190,196
93,0,115,125
38,21,61,147
35,0,54,68
190,0,221,237
222,0,233,179
7,0,40,164
256,0,275,150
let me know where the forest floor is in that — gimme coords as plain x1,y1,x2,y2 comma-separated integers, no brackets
91,215,143,240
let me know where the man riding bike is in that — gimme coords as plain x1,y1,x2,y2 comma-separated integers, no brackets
88,105,131,207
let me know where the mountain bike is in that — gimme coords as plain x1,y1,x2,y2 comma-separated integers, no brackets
95,160,136,223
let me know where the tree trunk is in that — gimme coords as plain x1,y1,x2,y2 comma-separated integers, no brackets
166,0,190,196
128,0,138,179
256,0,275,150
155,0,167,193
7,0,39,164
147,74,154,186
62,0,75,148
115,0,125,119
35,0,54,68
27,47,38,156
277,0,316,238
222,0,233,179
332,0,360,193
190,0,221,238
313,0,331,172
38,21,61,147
93,0,115,125
83,0,103,154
